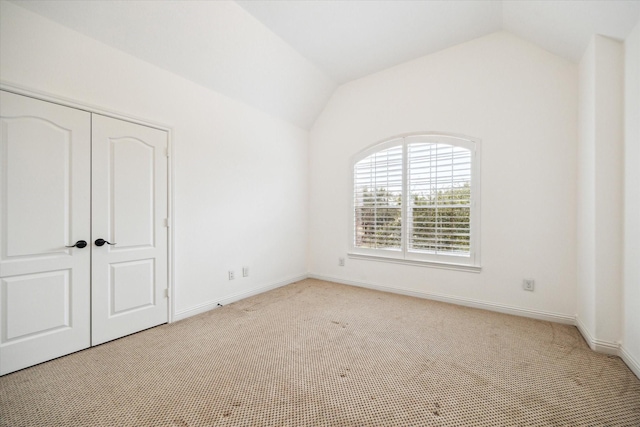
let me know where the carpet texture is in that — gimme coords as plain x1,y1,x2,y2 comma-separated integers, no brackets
1,279,639,426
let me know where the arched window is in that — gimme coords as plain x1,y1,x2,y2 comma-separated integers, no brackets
351,133,481,270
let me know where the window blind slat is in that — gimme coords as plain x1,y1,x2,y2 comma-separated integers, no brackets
407,142,471,256
353,145,403,249
353,138,475,260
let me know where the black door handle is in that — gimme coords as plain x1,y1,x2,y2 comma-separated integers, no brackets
95,238,116,247
66,240,88,249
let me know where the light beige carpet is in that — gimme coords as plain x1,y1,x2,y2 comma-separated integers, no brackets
1,279,639,426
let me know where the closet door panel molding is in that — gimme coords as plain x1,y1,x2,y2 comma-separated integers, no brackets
91,114,169,346
0,90,91,375
0,85,174,375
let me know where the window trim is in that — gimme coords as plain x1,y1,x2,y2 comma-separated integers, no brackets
348,131,481,271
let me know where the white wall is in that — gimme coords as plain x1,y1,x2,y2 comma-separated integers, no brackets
577,39,597,335
12,0,336,130
3,0,635,371
0,1,309,317
623,21,640,375
309,32,579,320
576,35,624,352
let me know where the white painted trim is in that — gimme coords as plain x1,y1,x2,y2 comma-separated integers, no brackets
0,81,170,131
620,346,640,379
348,132,482,269
348,252,481,272
168,126,176,323
592,339,620,355
314,274,640,376
574,316,620,355
0,81,177,323
575,316,596,350
171,272,639,378
309,274,574,324
173,274,307,322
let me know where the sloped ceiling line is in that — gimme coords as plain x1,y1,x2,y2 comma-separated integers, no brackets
11,0,640,130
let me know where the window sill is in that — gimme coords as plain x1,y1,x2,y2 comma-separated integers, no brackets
347,252,482,273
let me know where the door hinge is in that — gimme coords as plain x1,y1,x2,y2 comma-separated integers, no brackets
164,288,169,298
165,147,170,158
164,218,170,228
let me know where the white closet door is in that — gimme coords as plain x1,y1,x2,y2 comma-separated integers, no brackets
0,91,91,375
91,114,168,346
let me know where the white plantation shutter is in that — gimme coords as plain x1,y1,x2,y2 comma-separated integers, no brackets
407,142,472,256
353,145,403,250
351,133,479,268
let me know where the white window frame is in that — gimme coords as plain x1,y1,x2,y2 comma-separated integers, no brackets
348,132,481,272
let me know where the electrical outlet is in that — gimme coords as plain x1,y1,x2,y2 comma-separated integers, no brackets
523,279,534,291
339,257,345,267
228,270,235,280
242,266,249,277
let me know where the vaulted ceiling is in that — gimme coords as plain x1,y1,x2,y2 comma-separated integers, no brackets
238,0,640,83
11,1,640,129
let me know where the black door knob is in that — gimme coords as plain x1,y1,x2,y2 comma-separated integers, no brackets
66,240,88,249
95,238,116,247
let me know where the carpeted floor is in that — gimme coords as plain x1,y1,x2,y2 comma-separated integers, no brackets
1,278,639,426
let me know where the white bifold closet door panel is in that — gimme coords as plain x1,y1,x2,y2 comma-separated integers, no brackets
0,91,169,375
90,114,168,346
0,91,91,375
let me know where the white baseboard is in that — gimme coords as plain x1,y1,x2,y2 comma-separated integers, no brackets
172,272,640,380
315,274,640,375
308,273,575,325
173,274,307,322
575,316,596,349
574,316,620,355
620,346,640,379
